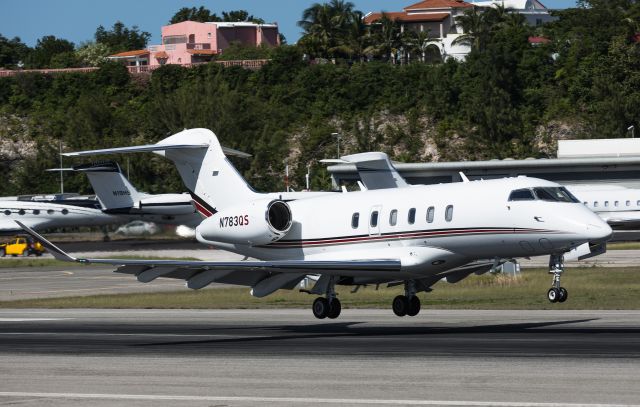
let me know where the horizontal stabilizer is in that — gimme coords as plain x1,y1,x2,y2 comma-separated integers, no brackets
62,143,251,158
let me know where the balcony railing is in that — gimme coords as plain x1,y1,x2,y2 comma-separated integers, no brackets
0,67,99,77
186,43,212,50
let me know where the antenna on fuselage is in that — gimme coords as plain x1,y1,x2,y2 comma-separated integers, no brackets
459,172,470,183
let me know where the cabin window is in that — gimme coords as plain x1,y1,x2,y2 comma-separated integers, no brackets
389,209,398,226
408,208,416,224
445,205,454,222
61,208,69,215
370,211,378,227
18,209,25,215
33,209,40,215
508,189,535,201
594,201,599,208
3,210,10,215
583,202,588,206
426,206,435,223
637,200,640,206
47,209,54,215
615,201,619,207
604,201,609,207
351,212,359,229
627,200,631,207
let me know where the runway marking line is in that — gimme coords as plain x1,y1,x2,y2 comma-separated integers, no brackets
0,318,71,322
0,392,637,407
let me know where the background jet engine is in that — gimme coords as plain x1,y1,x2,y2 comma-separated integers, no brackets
196,199,292,245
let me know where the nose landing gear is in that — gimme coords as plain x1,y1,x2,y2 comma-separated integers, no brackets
392,280,421,317
547,254,568,303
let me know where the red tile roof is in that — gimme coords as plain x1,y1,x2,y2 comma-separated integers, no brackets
528,36,551,44
404,0,473,11
364,11,450,24
109,50,150,58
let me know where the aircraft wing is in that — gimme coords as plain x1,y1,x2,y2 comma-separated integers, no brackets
15,221,401,297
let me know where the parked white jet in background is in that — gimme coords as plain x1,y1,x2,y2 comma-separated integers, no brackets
69,161,201,229
0,194,120,235
1,160,202,236
328,152,640,230
18,128,613,319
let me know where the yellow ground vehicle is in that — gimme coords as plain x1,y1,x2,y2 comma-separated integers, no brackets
0,236,45,257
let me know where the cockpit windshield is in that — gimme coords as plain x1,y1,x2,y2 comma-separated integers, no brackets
508,187,580,203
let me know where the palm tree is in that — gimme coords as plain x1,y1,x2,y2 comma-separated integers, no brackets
298,1,357,60
453,7,485,49
369,14,402,63
331,10,371,62
298,3,335,58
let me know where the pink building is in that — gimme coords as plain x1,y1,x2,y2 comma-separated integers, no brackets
109,21,280,68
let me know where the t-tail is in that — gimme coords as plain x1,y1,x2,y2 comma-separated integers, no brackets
63,128,257,218
73,161,140,212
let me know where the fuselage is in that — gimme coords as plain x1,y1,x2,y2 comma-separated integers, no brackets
196,177,612,278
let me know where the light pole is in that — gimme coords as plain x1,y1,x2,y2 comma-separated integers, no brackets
59,140,64,195
628,125,635,138
331,132,341,158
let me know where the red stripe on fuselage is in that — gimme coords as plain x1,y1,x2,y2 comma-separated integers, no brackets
261,228,559,248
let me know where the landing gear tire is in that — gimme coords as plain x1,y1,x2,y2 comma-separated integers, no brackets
407,296,421,317
547,287,560,303
392,295,409,317
312,297,330,319
558,287,568,303
327,298,342,319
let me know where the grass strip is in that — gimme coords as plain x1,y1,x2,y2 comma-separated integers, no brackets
2,267,640,309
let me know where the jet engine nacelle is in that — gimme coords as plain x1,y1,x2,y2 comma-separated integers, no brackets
196,199,292,246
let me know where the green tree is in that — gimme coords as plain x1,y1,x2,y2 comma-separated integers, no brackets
95,21,151,53
25,35,75,68
0,34,30,68
170,6,221,24
222,10,265,24
76,42,111,66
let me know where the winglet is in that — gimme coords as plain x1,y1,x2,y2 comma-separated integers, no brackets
14,221,79,263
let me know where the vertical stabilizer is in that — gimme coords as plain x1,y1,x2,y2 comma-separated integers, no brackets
73,161,141,211
156,128,258,215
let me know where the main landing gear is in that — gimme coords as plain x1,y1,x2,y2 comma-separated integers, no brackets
392,280,421,317
547,254,568,303
312,277,341,319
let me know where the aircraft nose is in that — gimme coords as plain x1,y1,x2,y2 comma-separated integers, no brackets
586,221,613,243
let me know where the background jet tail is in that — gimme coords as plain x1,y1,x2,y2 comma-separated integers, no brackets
73,161,141,211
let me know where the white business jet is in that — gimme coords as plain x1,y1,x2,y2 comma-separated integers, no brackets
0,194,121,235
17,128,613,319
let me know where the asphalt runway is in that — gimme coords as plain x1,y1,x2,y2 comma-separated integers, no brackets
0,309,639,406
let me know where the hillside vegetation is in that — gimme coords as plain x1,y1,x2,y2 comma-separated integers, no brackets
0,0,639,195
